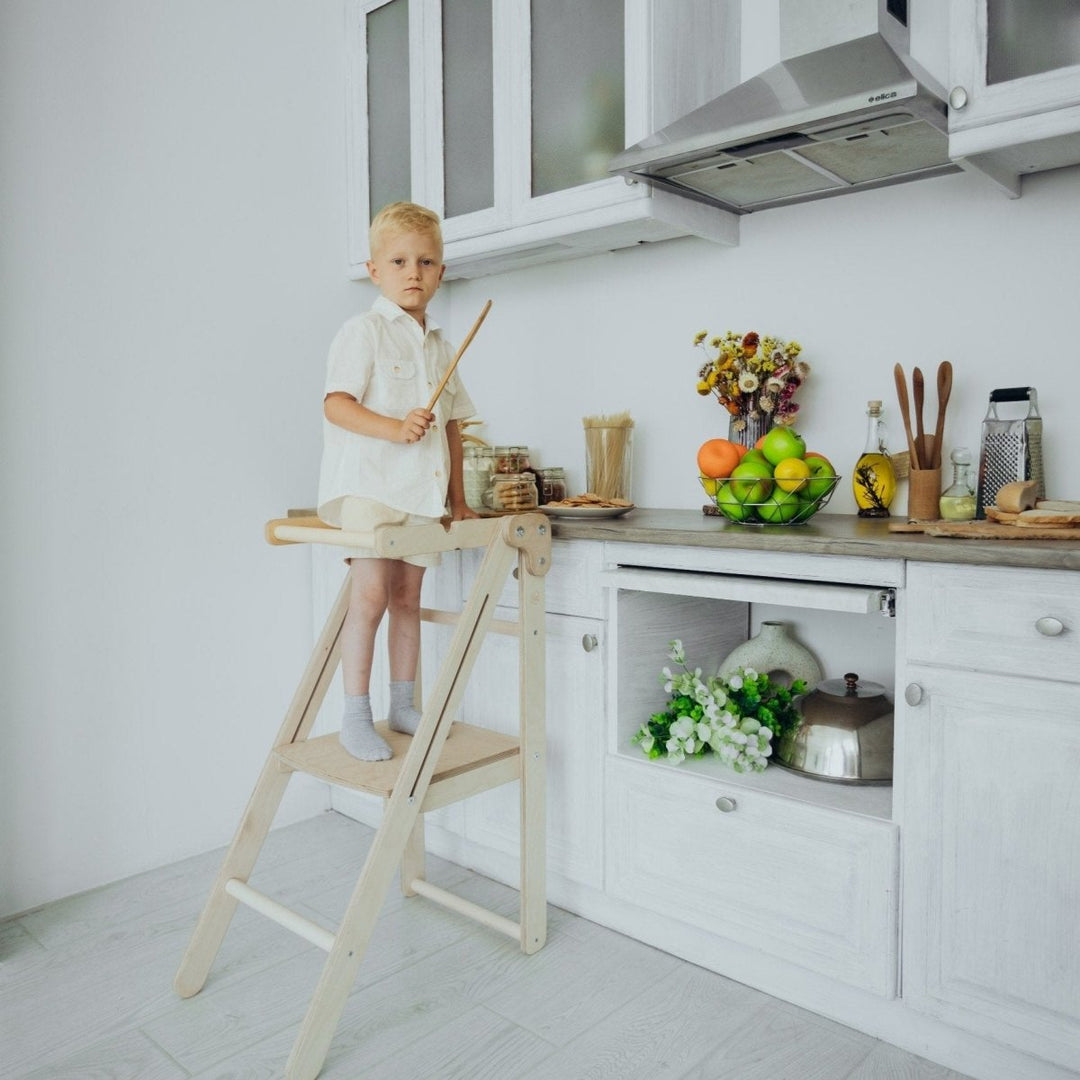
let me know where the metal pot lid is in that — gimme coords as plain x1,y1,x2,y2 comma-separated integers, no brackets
799,672,891,728
815,672,886,701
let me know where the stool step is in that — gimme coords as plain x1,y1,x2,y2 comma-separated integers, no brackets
274,722,520,801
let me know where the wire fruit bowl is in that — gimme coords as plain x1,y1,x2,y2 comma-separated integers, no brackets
701,474,840,525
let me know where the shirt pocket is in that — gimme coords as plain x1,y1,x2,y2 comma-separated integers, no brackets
378,352,417,381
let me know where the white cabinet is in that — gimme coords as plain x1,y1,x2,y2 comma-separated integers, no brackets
346,0,738,280
602,543,901,997
948,0,1080,190
900,562,1080,1073
458,538,606,889
463,608,605,890
606,756,898,996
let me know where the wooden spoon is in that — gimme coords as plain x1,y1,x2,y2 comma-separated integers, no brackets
893,363,919,467
912,366,928,469
931,361,953,469
426,299,492,412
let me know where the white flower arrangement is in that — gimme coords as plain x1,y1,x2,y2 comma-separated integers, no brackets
632,640,808,773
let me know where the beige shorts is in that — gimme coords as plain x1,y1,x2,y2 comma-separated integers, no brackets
336,497,442,567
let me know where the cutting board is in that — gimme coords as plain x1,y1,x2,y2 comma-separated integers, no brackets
909,520,1080,540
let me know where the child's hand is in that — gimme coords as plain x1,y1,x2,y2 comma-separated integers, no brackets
398,408,434,444
449,500,480,521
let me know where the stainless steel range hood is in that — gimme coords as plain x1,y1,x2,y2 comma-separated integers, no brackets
610,0,959,214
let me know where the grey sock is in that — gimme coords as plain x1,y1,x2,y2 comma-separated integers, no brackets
388,680,423,736
340,694,391,761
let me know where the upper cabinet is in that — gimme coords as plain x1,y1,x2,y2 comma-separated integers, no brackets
948,0,1080,192
346,0,740,280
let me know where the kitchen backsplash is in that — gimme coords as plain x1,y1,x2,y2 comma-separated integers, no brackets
432,164,1079,517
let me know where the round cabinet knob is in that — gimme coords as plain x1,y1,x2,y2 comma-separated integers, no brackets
904,683,924,707
512,567,519,580
1035,616,1065,637
715,796,737,813
949,85,969,109
581,633,599,653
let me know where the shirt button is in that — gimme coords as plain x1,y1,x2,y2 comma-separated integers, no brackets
435,470,442,477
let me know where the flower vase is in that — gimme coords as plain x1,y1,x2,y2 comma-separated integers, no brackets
728,411,772,448
718,621,823,689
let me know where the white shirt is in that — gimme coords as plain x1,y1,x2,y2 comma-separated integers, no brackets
317,297,477,523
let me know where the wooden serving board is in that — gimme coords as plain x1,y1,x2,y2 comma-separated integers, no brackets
921,520,1080,540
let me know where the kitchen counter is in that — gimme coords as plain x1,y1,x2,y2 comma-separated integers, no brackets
547,509,1080,572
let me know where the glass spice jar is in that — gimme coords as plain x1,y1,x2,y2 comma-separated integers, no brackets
536,466,567,505
463,445,495,511
485,472,538,512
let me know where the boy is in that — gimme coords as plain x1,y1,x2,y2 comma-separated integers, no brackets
317,202,478,761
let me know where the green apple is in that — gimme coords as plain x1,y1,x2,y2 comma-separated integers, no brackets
715,482,751,522
740,448,769,467
729,459,774,504
761,426,807,466
804,452,837,501
757,488,803,523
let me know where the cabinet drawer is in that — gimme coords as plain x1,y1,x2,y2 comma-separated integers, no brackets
905,562,1080,682
462,538,603,618
605,757,898,997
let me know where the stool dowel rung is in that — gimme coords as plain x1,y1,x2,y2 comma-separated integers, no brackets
408,878,521,941
224,878,336,952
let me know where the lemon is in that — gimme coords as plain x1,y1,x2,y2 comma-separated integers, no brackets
773,457,811,493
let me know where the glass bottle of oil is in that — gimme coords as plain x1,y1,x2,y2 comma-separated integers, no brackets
939,446,976,521
853,400,896,517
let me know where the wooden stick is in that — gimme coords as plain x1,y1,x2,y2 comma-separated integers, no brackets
426,299,492,412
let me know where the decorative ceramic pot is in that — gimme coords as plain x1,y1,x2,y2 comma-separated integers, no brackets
718,621,823,688
728,412,772,448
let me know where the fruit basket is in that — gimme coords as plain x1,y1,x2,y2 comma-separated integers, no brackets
701,473,840,524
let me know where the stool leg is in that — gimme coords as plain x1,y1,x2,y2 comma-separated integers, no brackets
400,814,425,897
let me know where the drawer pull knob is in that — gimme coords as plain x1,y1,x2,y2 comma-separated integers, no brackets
715,796,737,813
582,633,599,653
904,683,924,706
949,85,969,109
512,567,519,580
1036,617,1064,637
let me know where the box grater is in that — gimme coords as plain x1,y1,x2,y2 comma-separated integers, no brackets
975,387,1045,518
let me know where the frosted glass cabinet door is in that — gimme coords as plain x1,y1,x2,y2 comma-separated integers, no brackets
530,0,625,197
366,0,412,216
442,0,495,217
985,0,1080,84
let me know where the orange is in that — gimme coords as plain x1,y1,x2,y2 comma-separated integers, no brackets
697,438,741,479
733,442,750,460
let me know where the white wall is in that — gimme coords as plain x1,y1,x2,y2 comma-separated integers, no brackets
3,0,1079,919
0,0,371,917
448,166,1080,514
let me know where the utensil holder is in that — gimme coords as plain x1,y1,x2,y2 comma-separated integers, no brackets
908,468,941,521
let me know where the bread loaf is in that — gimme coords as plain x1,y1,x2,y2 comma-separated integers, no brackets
1015,508,1080,526
994,481,1038,513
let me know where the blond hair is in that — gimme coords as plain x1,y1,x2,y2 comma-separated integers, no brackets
369,202,443,258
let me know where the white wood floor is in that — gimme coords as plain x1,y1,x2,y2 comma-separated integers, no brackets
0,811,974,1080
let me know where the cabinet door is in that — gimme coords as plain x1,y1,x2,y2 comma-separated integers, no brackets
606,757,899,997
463,611,605,889
901,664,1080,1069
347,0,426,268
950,0,1080,129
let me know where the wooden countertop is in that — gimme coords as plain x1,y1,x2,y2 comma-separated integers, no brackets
546,509,1080,572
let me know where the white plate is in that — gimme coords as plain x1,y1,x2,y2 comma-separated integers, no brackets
541,503,635,519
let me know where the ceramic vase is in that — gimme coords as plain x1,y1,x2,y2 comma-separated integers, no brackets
728,411,772,448
718,620,823,689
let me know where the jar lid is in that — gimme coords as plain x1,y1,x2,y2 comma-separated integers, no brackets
538,466,565,476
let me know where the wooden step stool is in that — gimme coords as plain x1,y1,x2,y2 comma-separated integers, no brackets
173,512,551,1080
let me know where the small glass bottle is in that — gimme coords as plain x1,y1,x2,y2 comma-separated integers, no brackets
852,400,896,518
463,445,495,512
939,446,976,521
